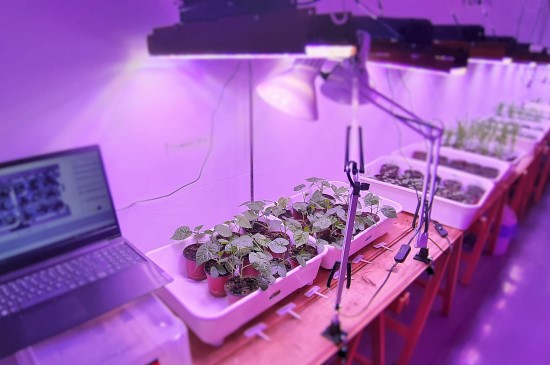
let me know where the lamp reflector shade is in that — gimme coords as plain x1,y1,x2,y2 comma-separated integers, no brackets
320,59,373,105
256,59,323,121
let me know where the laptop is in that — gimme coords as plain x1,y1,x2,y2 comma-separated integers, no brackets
0,146,173,359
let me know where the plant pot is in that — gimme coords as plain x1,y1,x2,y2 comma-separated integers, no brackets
204,260,230,297
289,245,318,269
241,259,260,277
206,273,230,297
224,276,259,305
183,243,206,281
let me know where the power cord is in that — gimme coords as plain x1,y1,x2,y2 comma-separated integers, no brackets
117,61,243,211
341,228,420,318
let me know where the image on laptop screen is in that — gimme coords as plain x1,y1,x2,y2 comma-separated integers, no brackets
0,148,118,264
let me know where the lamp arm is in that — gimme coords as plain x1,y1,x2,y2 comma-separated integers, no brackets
362,87,443,140
360,87,443,252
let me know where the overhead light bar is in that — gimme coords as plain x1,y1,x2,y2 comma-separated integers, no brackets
147,5,357,59
369,40,468,73
148,4,471,72
433,25,517,64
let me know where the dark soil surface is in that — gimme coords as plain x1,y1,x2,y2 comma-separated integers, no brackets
225,276,259,296
289,245,318,260
412,150,500,179
375,165,485,205
265,231,290,241
183,243,201,261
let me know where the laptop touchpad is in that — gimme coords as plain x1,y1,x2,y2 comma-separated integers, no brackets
21,296,88,343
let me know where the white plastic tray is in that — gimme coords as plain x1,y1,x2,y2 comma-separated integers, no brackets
361,156,495,230
393,143,512,183
286,181,402,270
147,238,327,346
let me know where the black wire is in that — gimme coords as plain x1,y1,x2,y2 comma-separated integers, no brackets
341,228,420,318
428,236,446,255
515,0,529,39
341,262,398,318
117,61,243,211
354,0,401,39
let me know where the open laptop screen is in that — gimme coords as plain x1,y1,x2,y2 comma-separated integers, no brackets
0,146,119,272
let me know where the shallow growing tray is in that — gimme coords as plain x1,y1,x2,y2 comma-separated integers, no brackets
147,237,327,346
361,156,495,230
287,181,402,270
393,144,512,183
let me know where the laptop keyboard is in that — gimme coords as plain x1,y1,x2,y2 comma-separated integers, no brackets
0,243,145,318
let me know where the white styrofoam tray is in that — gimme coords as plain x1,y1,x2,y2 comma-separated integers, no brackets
361,156,495,230
146,238,327,346
286,181,402,270
392,143,512,183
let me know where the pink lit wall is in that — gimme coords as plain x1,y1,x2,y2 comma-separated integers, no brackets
0,0,547,252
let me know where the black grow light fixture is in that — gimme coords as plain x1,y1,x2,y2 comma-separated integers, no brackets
147,2,469,73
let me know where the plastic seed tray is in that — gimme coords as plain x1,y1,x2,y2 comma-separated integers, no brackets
361,156,495,230
147,237,327,346
393,144,512,183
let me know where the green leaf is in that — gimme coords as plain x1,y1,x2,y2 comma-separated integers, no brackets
257,275,270,291
271,261,288,277
335,186,348,195
231,235,254,250
364,193,380,207
193,225,204,233
196,242,219,266
268,237,289,253
292,202,309,212
269,220,283,231
209,266,219,278
243,210,259,221
170,226,192,240
381,205,398,218
277,197,290,207
305,177,322,183
252,233,270,247
246,201,266,212
235,215,252,229
309,190,325,204
283,218,303,233
296,255,307,268
293,184,306,192
214,224,233,238
335,207,347,221
293,230,310,246
365,215,377,227
313,216,332,230
249,252,271,275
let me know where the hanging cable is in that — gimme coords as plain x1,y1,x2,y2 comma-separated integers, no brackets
118,61,243,211
341,229,421,318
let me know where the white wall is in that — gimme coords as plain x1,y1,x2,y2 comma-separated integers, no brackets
0,0,547,252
